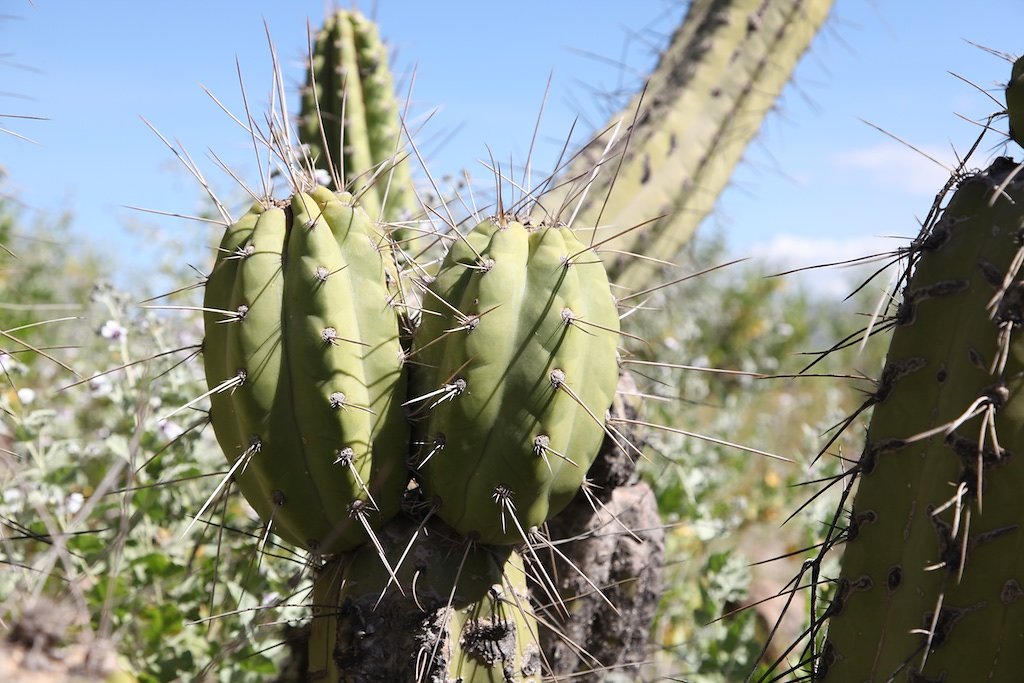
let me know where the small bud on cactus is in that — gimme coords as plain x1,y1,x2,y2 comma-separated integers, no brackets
409,216,621,545
202,187,409,554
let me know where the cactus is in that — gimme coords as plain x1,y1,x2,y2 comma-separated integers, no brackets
810,155,1024,681
1007,55,1024,148
534,0,833,292
201,186,409,554
408,215,621,545
299,9,418,226
308,515,540,682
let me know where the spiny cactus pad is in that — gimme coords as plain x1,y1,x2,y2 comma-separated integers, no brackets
202,187,409,554
409,216,621,545
819,157,1024,680
300,9,416,224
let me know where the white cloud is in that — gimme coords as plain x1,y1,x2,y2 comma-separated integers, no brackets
831,142,954,194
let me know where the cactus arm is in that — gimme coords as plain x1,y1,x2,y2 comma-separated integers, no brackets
300,10,418,226
281,189,409,550
820,157,1024,681
301,12,380,217
202,208,279,523
203,189,410,553
226,205,321,547
348,12,417,223
536,0,833,292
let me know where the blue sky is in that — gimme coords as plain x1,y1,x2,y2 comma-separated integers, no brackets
1,1,1022,294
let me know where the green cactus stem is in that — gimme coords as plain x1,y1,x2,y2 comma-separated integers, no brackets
409,215,621,545
534,0,833,292
308,515,541,682
299,9,418,228
201,187,409,554
818,156,1024,681
1007,55,1024,148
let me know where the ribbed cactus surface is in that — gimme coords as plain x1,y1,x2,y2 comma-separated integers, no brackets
410,216,621,545
819,156,1024,681
299,9,417,224
202,187,409,554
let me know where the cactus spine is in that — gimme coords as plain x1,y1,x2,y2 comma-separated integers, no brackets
300,9,417,225
535,0,833,292
202,186,409,554
409,215,621,545
816,155,1024,680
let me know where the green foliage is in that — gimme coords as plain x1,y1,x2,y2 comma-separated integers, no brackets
0,188,100,360
623,236,880,679
0,245,304,681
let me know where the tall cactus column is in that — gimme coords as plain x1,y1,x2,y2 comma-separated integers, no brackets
818,155,1024,681
534,0,833,292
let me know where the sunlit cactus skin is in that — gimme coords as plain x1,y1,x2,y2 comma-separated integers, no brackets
201,187,409,554
819,157,1024,681
299,9,417,225
309,516,541,682
409,216,620,545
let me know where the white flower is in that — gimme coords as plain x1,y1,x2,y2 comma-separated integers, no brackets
158,419,183,442
314,168,332,187
16,387,35,405
89,374,113,397
65,492,85,515
0,353,24,375
99,319,127,341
